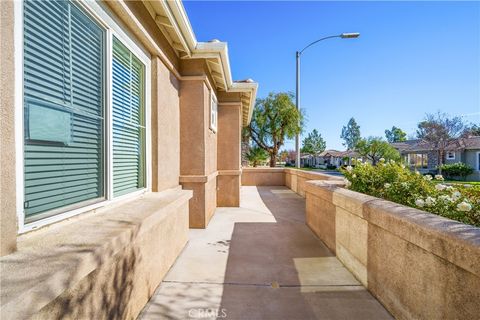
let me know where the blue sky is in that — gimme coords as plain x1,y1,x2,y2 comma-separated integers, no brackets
183,1,480,150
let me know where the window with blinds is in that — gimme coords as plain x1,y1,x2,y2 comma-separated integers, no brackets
112,38,146,197
23,0,105,221
210,94,218,132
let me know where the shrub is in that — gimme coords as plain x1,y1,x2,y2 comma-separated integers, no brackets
440,163,474,180
341,159,480,227
246,146,268,167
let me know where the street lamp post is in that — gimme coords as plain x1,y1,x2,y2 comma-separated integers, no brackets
295,33,360,168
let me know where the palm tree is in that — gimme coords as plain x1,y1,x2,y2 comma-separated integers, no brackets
246,146,269,167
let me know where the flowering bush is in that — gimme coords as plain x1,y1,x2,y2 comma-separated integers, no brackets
342,159,480,227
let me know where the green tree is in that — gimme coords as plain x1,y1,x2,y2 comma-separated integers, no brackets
301,129,326,155
416,112,465,173
278,150,289,163
247,92,303,167
246,146,269,167
355,137,400,165
340,118,361,150
385,126,407,143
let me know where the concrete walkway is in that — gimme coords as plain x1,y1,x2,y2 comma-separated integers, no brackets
139,186,392,320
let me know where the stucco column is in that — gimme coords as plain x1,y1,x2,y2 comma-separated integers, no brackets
179,77,217,228
217,102,242,207
151,57,181,192
1,0,18,255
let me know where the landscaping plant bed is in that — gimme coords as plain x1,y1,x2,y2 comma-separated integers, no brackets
342,159,480,227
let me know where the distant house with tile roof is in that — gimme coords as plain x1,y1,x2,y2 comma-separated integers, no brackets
299,149,360,168
391,136,480,180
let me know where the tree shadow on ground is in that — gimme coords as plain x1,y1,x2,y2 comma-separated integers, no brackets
1,220,141,319
217,186,392,320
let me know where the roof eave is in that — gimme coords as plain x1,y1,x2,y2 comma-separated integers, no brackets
152,0,257,125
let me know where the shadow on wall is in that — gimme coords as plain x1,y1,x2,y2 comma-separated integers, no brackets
217,186,392,320
2,221,141,319
305,180,480,319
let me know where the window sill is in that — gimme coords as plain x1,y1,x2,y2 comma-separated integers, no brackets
20,189,147,234
0,187,192,319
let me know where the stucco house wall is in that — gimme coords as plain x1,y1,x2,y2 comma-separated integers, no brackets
465,149,480,180
0,0,257,318
393,138,480,180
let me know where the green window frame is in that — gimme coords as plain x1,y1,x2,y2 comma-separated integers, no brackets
23,0,105,222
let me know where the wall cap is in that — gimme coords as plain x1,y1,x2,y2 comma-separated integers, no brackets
305,181,480,276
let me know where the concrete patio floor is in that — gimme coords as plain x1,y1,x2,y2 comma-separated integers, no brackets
139,186,392,320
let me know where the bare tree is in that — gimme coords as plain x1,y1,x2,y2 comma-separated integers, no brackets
416,112,466,173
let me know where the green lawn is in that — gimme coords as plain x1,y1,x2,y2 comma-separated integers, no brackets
444,180,480,186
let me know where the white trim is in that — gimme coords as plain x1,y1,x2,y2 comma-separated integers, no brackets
14,0,25,232
150,0,258,124
109,31,152,195
87,1,150,62
106,29,114,200
144,59,152,191
18,0,152,233
446,151,455,160
20,190,147,233
210,91,218,133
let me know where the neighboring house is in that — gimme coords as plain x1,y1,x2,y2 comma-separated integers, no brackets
300,150,358,169
391,137,480,181
0,0,257,318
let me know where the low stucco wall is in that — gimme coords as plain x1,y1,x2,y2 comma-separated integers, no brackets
241,168,286,186
0,189,192,319
241,168,341,197
284,168,341,197
305,180,480,320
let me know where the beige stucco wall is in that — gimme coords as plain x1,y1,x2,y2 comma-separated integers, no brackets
216,102,242,206
151,57,181,192
217,174,240,207
0,0,18,256
204,85,217,177
241,168,286,186
1,190,192,319
179,78,218,228
465,150,480,180
179,80,206,176
285,169,341,197
0,2,193,318
305,180,480,320
241,168,341,197
217,103,241,171
179,172,217,228
105,0,180,72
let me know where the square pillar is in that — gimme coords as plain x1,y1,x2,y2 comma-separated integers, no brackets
179,78,217,228
217,102,242,207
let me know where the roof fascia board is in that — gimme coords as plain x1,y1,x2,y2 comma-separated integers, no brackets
155,0,258,123
158,0,195,55
231,82,258,124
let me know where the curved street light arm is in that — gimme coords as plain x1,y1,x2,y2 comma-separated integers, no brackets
299,35,342,55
